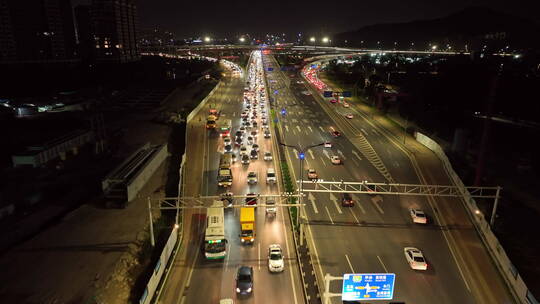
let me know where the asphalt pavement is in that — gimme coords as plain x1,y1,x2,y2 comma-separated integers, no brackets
159,55,304,304
263,53,513,304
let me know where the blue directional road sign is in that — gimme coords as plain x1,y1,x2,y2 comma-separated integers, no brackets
323,91,333,98
311,64,317,68
267,67,274,71
342,273,395,301
342,91,352,97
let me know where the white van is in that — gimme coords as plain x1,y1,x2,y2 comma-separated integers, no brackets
266,168,277,184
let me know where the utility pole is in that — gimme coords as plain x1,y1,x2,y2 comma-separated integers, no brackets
279,142,325,246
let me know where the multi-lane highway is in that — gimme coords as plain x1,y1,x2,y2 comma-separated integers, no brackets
159,52,303,304
158,49,515,304
263,52,514,304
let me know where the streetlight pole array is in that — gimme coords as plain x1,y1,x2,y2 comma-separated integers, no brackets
279,142,325,246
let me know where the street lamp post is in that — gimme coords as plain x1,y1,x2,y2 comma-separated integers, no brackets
279,142,325,246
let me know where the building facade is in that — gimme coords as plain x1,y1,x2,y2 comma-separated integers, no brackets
91,0,140,63
0,0,77,64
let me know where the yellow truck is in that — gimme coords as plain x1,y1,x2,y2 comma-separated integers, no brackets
239,207,255,244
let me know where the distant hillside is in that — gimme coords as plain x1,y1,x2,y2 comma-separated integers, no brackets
335,6,540,50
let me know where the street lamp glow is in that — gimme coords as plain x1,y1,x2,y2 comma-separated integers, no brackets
431,45,438,50
239,37,245,42
309,37,316,42
204,36,211,42
322,37,329,43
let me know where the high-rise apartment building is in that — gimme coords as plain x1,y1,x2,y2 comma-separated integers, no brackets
91,0,140,63
0,0,77,64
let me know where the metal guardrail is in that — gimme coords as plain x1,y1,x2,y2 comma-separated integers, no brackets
416,132,538,304
145,75,223,304
267,53,322,304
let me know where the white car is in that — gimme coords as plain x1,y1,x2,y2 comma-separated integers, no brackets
264,151,273,161
268,244,284,272
331,155,342,165
404,247,428,270
240,146,248,155
241,154,250,165
223,136,232,145
324,142,332,148
343,102,350,108
266,200,276,216
264,129,271,138
247,136,254,145
247,172,258,184
410,208,427,224
345,113,354,119
252,144,260,152
266,168,277,184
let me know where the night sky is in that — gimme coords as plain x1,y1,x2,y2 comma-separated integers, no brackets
76,0,539,38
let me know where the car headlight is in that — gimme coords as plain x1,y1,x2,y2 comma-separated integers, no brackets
250,238,254,242
241,239,245,243
236,288,241,293
247,287,252,293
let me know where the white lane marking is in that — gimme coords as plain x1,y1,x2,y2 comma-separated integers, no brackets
184,244,200,288
225,243,231,268
233,112,236,117
352,159,361,167
296,125,301,132
377,255,389,273
320,156,327,166
292,128,297,135
372,197,385,214
345,254,356,273
280,207,300,304
292,148,299,159
319,126,325,132
308,150,315,160
352,195,366,214
273,104,300,304
307,126,313,132
348,207,360,224
308,193,319,214
352,150,362,161
337,149,346,159
258,242,261,270
325,206,334,224
360,128,369,136
322,149,331,159
329,193,343,214
285,125,289,132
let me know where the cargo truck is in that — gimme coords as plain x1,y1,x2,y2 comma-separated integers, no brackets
239,207,255,244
